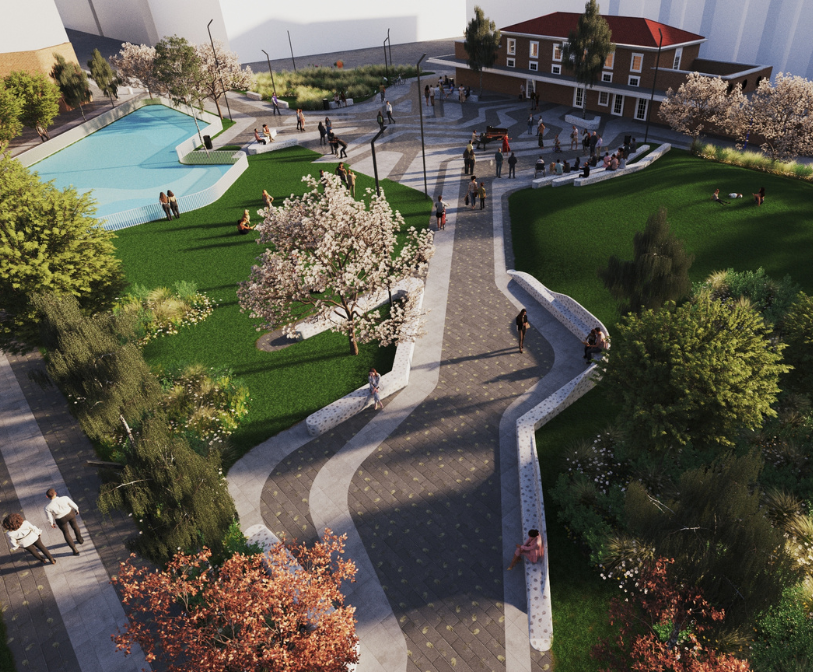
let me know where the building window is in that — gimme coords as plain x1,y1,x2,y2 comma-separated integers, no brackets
672,47,683,70
507,58,515,68
574,87,585,108
628,75,640,87
604,52,614,69
601,72,612,83
598,91,609,106
635,98,648,121
530,41,539,59
612,94,624,116
529,61,538,71
553,43,563,62
630,53,644,73
551,64,561,75
507,38,516,56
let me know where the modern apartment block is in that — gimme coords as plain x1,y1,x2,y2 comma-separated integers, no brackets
436,12,772,122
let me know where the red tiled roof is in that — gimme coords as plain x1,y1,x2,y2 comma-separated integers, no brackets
501,12,704,48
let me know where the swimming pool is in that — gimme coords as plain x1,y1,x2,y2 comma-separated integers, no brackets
31,105,232,218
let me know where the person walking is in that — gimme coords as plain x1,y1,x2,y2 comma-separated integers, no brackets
262,189,274,209
507,152,518,178
377,110,385,131
271,93,281,115
159,192,172,221
596,134,604,155
335,162,348,187
570,125,579,151
582,130,590,156
435,195,447,230
386,100,395,123
3,514,55,565
167,190,180,219
44,488,84,555
336,136,348,159
467,176,478,210
329,132,339,156
425,84,430,106
35,123,50,142
347,169,356,198
325,117,332,135
369,368,383,410
495,148,504,177
516,308,529,352
463,143,473,176
478,181,486,210
527,113,534,135
519,84,525,101
469,148,477,175
429,85,435,106
318,121,327,146
507,529,543,570
379,84,386,102
537,119,545,148
589,131,598,158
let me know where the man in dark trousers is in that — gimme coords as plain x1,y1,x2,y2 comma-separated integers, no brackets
589,131,598,158
386,101,396,123
44,488,83,555
335,136,348,158
377,110,385,131
508,152,518,178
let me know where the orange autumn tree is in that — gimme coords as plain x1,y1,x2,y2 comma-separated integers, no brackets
113,531,358,672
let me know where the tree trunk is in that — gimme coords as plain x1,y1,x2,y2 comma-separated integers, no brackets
79,102,86,121
348,331,359,356
189,104,209,155
214,95,222,119
479,71,483,98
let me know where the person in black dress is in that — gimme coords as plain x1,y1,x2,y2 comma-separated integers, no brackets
516,309,529,353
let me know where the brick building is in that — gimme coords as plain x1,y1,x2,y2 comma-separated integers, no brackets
432,12,772,122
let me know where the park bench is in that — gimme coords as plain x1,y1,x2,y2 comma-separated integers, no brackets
245,136,299,155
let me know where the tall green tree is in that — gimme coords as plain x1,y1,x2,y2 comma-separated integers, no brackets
98,415,236,565
599,207,694,314
33,293,159,443
782,292,813,396
598,296,788,452
0,152,125,352
52,54,91,120
87,48,118,107
562,0,615,117
0,80,23,143
463,6,501,96
625,452,798,635
153,36,206,146
3,71,60,132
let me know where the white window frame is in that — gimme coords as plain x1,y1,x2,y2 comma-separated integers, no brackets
529,61,538,71
553,43,563,62
507,38,516,56
628,75,640,87
529,41,539,59
601,72,613,83
598,91,609,106
551,64,561,75
672,47,683,70
604,52,614,70
612,94,625,116
574,87,585,109
630,52,644,73
635,98,649,121
506,57,515,68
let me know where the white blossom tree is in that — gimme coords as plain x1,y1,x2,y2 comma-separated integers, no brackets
238,175,435,356
727,73,813,162
111,43,160,98
195,40,253,119
658,72,734,141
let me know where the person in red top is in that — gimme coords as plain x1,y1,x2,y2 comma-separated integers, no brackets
501,134,511,153
507,529,544,570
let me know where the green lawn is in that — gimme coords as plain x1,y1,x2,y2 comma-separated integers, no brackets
537,393,619,672
113,147,431,468
510,150,813,328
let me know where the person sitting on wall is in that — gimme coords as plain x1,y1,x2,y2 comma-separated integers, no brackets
262,124,274,142
582,161,590,178
584,327,607,363
563,159,571,173
603,152,612,168
554,159,563,176
254,128,267,145
573,156,581,171
590,154,598,167
507,529,544,570
609,155,619,171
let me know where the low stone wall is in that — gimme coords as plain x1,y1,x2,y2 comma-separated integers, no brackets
564,113,600,130
245,137,299,155
304,281,425,437
574,144,668,186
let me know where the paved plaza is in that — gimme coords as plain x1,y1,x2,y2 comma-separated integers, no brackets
0,53,688,672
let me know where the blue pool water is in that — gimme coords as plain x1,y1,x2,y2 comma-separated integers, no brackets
31,105,231,218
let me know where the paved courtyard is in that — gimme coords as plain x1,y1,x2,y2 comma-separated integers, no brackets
0,50,688,672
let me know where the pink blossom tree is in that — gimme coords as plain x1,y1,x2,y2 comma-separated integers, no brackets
238,174,434,355
658,72,735,142
195,40,253,119
111,43,160,99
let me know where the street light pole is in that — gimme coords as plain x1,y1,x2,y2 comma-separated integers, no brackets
207,19,232,121
387,29,393,69
371,126,386,196
261,49,277,97
383,38,389,84
287,30,297,71
416,54,429,199
643,28,663,145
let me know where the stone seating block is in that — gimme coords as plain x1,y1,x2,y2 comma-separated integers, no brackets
245,137,299,155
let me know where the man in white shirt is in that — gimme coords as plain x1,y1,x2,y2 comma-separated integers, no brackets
44,488,83,555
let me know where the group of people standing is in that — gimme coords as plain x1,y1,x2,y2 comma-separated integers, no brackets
158,190,180,220
318,117,349,158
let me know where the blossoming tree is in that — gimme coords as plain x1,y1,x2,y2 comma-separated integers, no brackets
658,72,735,141
113,531,359,672
195,40,253,119
111,43,160,98
238,174,435,355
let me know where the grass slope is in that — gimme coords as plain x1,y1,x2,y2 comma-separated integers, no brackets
536,393,619,672
510,150,813,328
113,146,431,467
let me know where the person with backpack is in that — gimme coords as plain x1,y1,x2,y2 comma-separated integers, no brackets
377,110,385,131
435,195,447,230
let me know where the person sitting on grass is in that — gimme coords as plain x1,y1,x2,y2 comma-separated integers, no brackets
237,212,254,235
253,128,267,145
507,529,543,570
728,192,743,199
712,189,729,205
753,186,765,205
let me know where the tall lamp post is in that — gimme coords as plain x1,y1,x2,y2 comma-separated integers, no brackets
207,19,232,121
416,54,429,199
643,27,663,144
287,30,297,71
370,126,386,196
383,38,389,84
261,49,277,97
